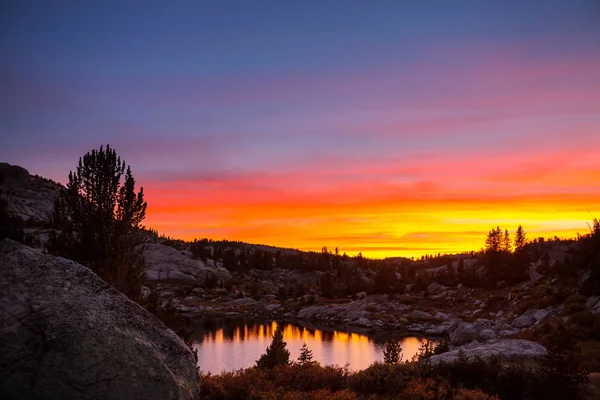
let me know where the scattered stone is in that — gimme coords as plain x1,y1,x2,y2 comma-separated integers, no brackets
427,282,443,294
230,297,257,306
409,310,433,320
512,313,536,328
587,296,600,309
266,304,282,312
479,329,497,341
533,309,550,322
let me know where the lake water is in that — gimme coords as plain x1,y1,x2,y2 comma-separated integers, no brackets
190,319,432,374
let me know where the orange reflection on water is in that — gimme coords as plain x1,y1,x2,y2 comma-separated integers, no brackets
194,321,432,374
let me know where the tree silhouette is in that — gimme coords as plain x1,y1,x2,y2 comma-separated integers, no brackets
51,145,147,300
383,340,402,364
256,325,290,369
514,225,527,252
297,343,315,366
502,229,512,253
485,226,502,253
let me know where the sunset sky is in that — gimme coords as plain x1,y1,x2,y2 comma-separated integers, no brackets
2,1,600,258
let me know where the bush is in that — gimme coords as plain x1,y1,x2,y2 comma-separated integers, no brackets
272,363,350,393
399,377,451,400
348,362,410,395
569,311,596,327
566,302,586,315
453,388,499,400
565,294,588,306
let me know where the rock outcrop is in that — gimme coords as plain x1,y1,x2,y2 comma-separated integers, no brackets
142,242,232,286
0,163,62,222
430,339,548,364
0,240,200,400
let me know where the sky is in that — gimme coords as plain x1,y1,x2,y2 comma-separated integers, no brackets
1,1,600,258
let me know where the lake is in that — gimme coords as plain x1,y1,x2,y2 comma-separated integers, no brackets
189,319,433,374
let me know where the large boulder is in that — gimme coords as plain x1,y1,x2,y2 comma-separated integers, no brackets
431,339,547,364
426,282,443,295
0,240,200,399
450,323,480,345
512,311,537,328
142,242,231,286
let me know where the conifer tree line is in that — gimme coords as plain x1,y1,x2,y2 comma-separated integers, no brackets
484,224,527,253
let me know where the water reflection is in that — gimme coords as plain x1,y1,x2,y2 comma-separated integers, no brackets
191,319,432,374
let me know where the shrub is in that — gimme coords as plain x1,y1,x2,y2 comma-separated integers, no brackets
272,363,350,393
569,310,596,327
565,294,588,306
399,377,451,400
453,388,499,400
348,362,410,395
566,302,586,315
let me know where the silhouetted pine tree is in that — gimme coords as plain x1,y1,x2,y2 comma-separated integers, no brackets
51,145,147,300
298,343,315,366
514,225,527,252
502,229,512,253
256,325,290,369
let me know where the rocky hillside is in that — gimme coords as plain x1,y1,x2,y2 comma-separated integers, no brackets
0,162,62,223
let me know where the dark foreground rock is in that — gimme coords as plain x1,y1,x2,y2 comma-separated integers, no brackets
0,240,200,400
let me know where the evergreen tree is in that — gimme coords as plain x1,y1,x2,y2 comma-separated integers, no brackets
383,340,402,364
256,325,290,369
297,343,315,366
485,226,505,284
502,229,512,252
51,145,147,300
485,226,502,253
514,225,527,252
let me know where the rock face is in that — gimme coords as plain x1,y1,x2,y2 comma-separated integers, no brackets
143,242,232,286
430,339,548,364
0,240,200,400
0,162,62,222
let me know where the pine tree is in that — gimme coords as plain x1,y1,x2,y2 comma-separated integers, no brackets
485,226,503,253
502,229,512,253
514,225,527,252
256,325,290,369
298,343,315,366
51,145,147,300
383,340,402,364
